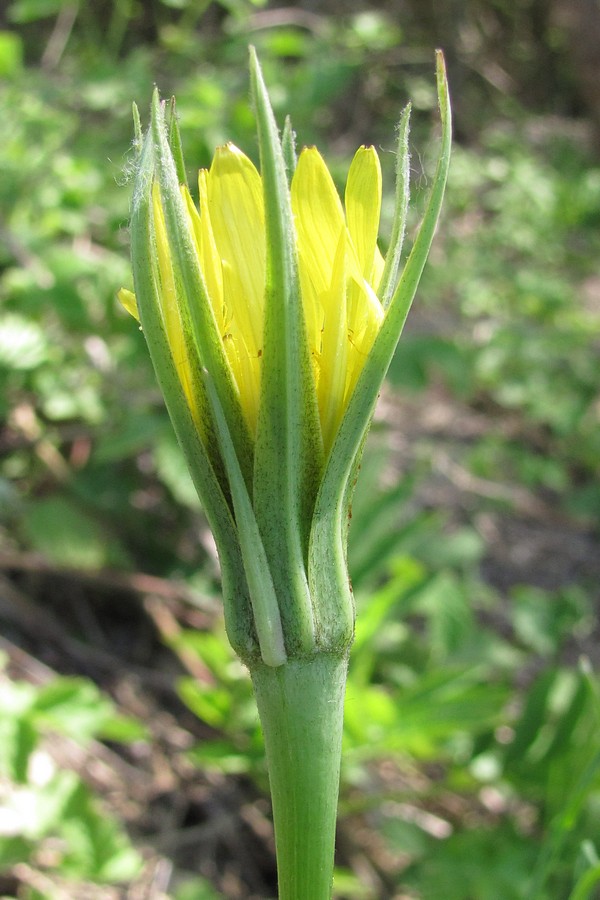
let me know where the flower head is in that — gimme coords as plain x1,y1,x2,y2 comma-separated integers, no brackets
120,49,451,668
122,139,386,454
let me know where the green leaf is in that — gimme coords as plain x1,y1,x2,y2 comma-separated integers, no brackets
569,865,600,900
570,843,600,900
542,671,589,764
528,744,600,898
177,677,234,730
32,677,115,743
33,770,81,839
60,780,141,881
0,717,37,783
0,313,48,370
7,0,62,24
170,628,237,681
345,667,506,758
174,875,222,900
415,571,476,661
153,426,202,509
0,836,31,869
503,669,557,767
187,739,253,775
20,497,124,570
93,412,165,463
0,30,23,77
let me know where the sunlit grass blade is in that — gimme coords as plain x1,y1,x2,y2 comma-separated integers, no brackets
568,842,600,900
529,745,600,899
528,661,600,899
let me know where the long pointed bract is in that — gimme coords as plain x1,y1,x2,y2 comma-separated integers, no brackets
204,367,287,667
249,47,323,655
379,102,412,308
150,91,255,494
308,51,452,649
129,128,257,660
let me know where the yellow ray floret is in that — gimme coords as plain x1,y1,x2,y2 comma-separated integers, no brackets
120,142,385,453
291,145,384,449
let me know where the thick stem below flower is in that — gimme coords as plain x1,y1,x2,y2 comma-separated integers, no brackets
250,652,348,900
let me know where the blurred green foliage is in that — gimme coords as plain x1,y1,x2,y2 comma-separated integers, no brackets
172,449,599,898
0,657,144,887
1,0,599,897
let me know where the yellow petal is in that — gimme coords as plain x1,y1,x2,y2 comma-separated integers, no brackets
345,274,384,402
221,260,261,434
181,184,201,257
196,170,226,334
292,146,385,448
152,184,180,349
181,183,225,331
207,144,265,357
292,147,345,299
152,184,196,414
118,287,139,321
344,148,384,400
294,246,322,378
372,245,385,293
181,182,252,435
318,229,348,452
345,145,382,284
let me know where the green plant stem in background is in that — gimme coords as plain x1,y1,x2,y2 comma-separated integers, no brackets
250,653,348,900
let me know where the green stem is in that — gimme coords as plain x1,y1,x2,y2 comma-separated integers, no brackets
250,653,348,900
